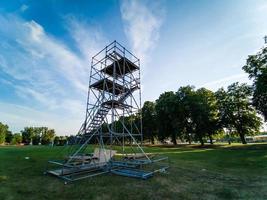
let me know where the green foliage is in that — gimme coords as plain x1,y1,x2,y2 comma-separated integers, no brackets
54,136,67,146
11,133,22,145
216,83,262,144
154,86,218,146
5,131,13,143
155,91,180,144
192,88,219,145
0,122,10,144
41,128,55,145
21,127,56,145
32,128,41,145
142,101,157,144
243,47,267,121
215,88,232,130
174,86,219,145
21,127,35,144
101,122,109,133
175,86,196,143
67,135,76,145
54,136,60,145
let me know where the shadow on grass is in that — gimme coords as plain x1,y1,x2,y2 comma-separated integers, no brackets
145,143,267,150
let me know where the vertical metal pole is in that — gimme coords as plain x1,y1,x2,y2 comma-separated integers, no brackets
111,42,115,155
85,59,94,132
138,58,143,145
104,46,108,153
122,47,126,154
130,68,133,147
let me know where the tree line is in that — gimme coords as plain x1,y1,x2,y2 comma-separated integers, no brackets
142,45,267,145
142,83,261,145
0,124,75,146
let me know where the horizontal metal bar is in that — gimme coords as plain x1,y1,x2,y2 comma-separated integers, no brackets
64,170,109,182
151,157,169,163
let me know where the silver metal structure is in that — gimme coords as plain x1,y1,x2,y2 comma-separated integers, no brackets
46,41,168,183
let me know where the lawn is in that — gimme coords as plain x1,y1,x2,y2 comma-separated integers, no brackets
0,144,267,200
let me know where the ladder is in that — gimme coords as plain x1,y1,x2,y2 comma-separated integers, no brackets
83,85,138,138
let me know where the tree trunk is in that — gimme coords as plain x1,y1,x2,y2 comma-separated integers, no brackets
208,134,213,144
228,129,232,145
188,133,192,144
150,136,154,145
237,105,247,144
239,133,247,144
171,133,177,145
199,136,204,146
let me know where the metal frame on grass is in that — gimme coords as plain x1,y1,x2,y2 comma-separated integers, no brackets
46,41,168,183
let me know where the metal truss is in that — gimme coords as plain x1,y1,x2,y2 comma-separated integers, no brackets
46,41,168,183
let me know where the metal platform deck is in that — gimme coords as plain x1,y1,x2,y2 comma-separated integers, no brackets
111,168,153,180
90,78,129,95
102,57,139,77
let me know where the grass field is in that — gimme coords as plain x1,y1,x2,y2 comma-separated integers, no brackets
0,144,267,200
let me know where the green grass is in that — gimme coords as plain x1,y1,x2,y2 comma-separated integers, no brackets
0,144,267,200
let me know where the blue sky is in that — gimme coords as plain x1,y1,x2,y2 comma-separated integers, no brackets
0,0,267,135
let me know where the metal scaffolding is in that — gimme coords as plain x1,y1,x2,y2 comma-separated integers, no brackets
46,41,168,184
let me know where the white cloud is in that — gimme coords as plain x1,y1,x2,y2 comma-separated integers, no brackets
65,16,107,59
25,21,44,42
200,73,252,91
0,15,87,93
0,14,106,135
20,4,29,12
120,0,164,66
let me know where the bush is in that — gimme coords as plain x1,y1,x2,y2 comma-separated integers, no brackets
11,133,22,145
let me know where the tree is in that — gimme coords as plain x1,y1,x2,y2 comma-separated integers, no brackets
215,88,234,144
67,135,76,145
41,128,55,145
175,86,219,145
54,136,67,146
176,86,196,144
216,83,262,144
21,127,54,145
54,136,60,146
0,122,10,144
155,91,180,145
32,127,42,145
142,101,157,144
5,131,13,143
11,133,22,145
21,127,35,144
193,88,219,145
243,47,267,121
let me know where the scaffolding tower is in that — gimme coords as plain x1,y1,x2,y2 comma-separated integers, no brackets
46,41,168,183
